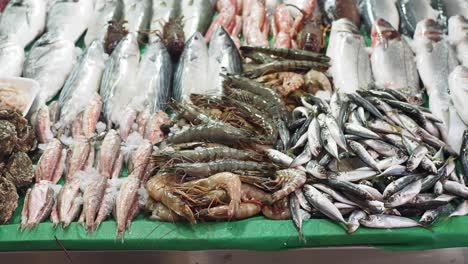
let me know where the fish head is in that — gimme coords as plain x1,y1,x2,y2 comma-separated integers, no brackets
414,18,443,42
371,18,400,48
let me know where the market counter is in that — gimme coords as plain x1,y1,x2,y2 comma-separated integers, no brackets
2,214,468,251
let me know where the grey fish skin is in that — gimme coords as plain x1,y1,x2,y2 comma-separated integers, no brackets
313,183,358,206
335,168,379,182
420,204,454,226
344,123,380,139
359,0,399,33
385,179,422,208
383,173,425,199
348,140,380,172
358,184,384,202
85,0,124,47
99,33,140,126
123,0,152,43
46,0,94,43
294,189,312,212
58,41,107,127
347,209,366,233
136,40,172,112
173,32,209,102
325,114,347,151
443,181,468,199
347,93,384,120
23,32,77,105
0,0,46,48
360,214,420,228
305,160,327,179
318,114,339,159
461,131,468,182
289,194,311,241
328,176,374,201
450,200,468,217
207,26,242,97
361,139,401,157
181,0,215,40
303,185,347,225
376,165,408,178
407,145,428,171
290,146,312,168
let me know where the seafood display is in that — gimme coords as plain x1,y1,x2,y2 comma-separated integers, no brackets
1,0,468,246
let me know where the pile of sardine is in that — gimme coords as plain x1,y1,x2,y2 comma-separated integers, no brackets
274,88,468,236
0,109,35,225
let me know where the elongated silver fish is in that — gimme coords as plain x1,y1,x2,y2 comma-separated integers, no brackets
58,41,107,127
370,19,421,104
85,0,124,47
360,214,420,228
181,0,214,40
449,66,468,125
23,32,78,105
135,40,172,112
0,0,46,48
149,0,179,43
0,40,24,77
99,33,140,127
303,184,347,226
173,32,209,102
123,0,152,42
46,0,94,42
359,0,399,33
327,19,372,93
207,26,242,97
347,209,366,233
413,19,459,125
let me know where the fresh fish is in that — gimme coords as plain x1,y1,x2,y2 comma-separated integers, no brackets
173,32,209,102
0,40,24,77
95,178,124,228
289,193,310,240
448,15,468,67
35,139,66,183
407,145,428,171
348,141,380,172
326,19,372,93
136,40,172,112
447,104,467,153
420,204,453,225
413,19,459,125
449,66,468,125
0,0,46,48
385,179,422,208
115,176,141,238
359,0,399,33
82,171,107,232
207,26,242,96
443,180,468,198
335,167,379,182
57,176,83,228
84,0,124,47
123,0,152,43
325,114,347,151
66,136,91,180
370,19,422,104
450,200,468,217
181,0,215,40
313,183,358,206
359,214,420,228
305,160,327,179
98,129,122,179
46,0,94,42
346,124,378,140
21,181,58,229
461,131,468,180
35,106,53,144
318,114,339,159
324,0,360,26
99,33,140,127
23,32,77,105
58,41,107,127
149,0,179,43
347,209,366,233
303,184,347,226
307,117,322,157
383,173,424,199
397,0,441,37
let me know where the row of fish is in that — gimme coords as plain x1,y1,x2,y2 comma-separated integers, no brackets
281,89,468,235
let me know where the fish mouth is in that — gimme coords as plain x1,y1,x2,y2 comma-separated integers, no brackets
371,19,400,46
